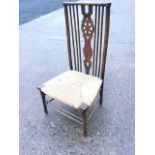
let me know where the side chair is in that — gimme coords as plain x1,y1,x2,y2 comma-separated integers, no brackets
37,2,111,137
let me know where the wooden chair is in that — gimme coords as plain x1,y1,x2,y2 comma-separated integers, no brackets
38,2,111,137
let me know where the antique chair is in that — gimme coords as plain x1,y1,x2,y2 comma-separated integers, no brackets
38,2,111,137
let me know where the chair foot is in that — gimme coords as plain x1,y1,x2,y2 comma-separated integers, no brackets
39,90,48,114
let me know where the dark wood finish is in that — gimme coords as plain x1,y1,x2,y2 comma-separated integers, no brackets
98,6,104,77
38,2,111,137
73,5,80,71
99,83,103,105
63,2,111,80
76,5,82,71
92,6,97,75
38,89,48,114
94,5,101,76
63,2,111,7
100,6,110,80
64,5,73,70
68,5,77,70
81,5,94,74
63,2,111,136
80,103,88,136
82,110,87,137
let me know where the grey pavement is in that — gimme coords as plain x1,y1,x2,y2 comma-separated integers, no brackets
19,0,77,25
19,0,135,154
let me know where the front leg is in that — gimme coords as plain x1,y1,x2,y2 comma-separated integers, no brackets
80,103,88,137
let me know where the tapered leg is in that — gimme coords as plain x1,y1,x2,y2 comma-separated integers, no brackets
39,90,48,114
99,85,103,105
80,103,88,137
82,110,87,137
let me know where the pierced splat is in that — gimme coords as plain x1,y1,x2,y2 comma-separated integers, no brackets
81,5,95,74
64,3,111,79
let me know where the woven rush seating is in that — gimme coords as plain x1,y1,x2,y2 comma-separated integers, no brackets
41,70,102,109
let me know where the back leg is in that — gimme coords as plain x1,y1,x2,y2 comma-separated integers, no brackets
39,89,48,114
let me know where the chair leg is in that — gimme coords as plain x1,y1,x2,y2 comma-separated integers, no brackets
80,103,88,137
99,84,103,105
82,110,87,137
39,90,48,114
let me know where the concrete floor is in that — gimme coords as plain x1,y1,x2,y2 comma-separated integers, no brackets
19,0,77,25
19,0,135,154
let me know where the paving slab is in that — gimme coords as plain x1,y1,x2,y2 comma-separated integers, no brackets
20,0,134,154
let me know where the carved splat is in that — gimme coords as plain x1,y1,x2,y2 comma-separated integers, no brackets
81,5,95,74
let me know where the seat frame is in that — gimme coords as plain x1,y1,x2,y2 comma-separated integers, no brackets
38,2,111,137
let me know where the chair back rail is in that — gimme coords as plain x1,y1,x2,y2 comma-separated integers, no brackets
63,2,111,80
